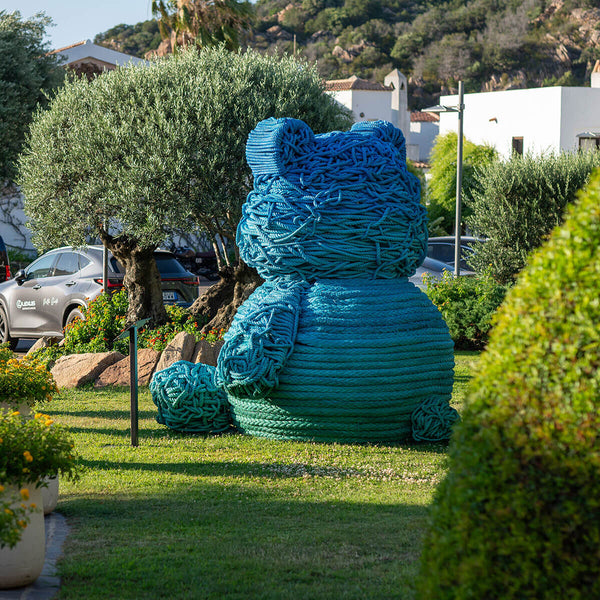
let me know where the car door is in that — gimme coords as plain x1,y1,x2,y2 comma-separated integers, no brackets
9,253,59,335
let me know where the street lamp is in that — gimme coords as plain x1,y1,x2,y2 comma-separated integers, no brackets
424,81,465,276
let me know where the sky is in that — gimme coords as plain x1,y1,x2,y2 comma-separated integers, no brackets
1,0,154,50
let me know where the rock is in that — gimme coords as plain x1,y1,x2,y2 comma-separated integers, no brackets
191,340,224,367
51,352,125,389
94,348,161,388
155,332,196,372
26,336,61,355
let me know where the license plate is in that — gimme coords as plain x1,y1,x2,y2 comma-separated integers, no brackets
162,291,177,301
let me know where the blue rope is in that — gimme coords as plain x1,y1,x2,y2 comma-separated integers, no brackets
240,118,427,281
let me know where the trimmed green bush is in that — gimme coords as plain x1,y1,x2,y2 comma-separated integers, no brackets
468,151,600,283
425,270,509,349
417,170,600,599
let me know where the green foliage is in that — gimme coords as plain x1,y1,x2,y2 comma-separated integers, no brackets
418,170,600,599
0,11,64,181
0,409,79,488
94,20,162,58
0,484,36,549
425,270,509,349
30,291,221,366
0,344,58,407
467,151,600,282
427,132,497,235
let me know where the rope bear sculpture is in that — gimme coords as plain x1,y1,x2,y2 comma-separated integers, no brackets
151,118,458,442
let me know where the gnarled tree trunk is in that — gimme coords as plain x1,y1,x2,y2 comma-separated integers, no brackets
189,260,263,334
100,235,168,327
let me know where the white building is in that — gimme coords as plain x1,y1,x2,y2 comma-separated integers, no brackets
48,39,147,77
325,70,421,160
409,111,439,163
438,60,600,159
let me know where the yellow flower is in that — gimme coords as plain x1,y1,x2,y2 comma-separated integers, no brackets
34,413,43,419
20,488,29,500
0,484,4,492
11,411,20,416
17,520,27,528
30,503,36,509
23,451,33,462
4,508,13,515
44,419,54,426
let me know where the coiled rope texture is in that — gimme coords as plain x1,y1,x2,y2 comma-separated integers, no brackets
150,362,230,434
240,118,428,281
222,278,456,443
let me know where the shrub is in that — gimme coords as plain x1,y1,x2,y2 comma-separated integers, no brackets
417,170,600,599
467,150,600,283
427,132,497,235
0,345,58,408
424,270,509,349
30,291,224,366
0,409,79,547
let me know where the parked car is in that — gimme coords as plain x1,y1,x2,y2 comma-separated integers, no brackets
0,235,11,284
409,256,457,289
427,236,484,271
0,246,198,348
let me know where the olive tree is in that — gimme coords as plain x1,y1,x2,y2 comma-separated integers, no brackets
0,11,63,182
18,46,351,327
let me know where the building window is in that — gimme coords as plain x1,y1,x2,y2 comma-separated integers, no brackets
579,136,600,151
512,137,524,156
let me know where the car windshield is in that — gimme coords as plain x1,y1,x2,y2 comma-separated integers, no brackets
109,254,188,275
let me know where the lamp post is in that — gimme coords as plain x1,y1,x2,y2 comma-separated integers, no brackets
424,81,465,276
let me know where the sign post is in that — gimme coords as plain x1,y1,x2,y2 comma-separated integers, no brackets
116,318,150,447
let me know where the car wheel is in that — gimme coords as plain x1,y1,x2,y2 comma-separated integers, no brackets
0,305,17,350
65,307,85,327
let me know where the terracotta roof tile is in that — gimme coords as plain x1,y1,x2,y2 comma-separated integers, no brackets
48,40,88,55
411,111,440,123
325,75,392,92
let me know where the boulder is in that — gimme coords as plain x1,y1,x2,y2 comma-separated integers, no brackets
51,352,125,389
155,332,196,372
26,336,61,356
192,339,224,367
94,348,161,388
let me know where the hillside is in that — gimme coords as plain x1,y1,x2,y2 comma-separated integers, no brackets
94,0,600,109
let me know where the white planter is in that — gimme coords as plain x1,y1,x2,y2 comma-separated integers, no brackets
0,484,45,589
42,476,59,515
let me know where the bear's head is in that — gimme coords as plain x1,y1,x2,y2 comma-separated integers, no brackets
238,117,427,281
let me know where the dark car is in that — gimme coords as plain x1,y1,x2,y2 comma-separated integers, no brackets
0,235,10,284
427,236,484,271
0,246,198,348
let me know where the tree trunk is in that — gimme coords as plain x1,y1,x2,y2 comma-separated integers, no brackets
104,239,168,327
189,261,263,334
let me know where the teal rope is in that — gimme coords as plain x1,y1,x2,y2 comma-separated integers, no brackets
150,361,230,434
411,396,460,442
240,118,426,281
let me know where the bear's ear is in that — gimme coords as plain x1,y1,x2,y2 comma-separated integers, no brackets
350,120,407,163
246,117,315,177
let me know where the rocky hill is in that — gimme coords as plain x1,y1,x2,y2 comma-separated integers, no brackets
94,0,600,109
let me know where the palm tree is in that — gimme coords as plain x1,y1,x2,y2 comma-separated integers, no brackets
151,0,253,53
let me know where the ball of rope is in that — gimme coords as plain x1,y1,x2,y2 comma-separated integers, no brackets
411,396,460,442
150,361,231,434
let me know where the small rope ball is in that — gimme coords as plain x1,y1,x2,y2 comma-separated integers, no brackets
150,361,230,434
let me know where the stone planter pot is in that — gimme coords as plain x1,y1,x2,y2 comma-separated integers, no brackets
0,484,45,589
42,476,59,515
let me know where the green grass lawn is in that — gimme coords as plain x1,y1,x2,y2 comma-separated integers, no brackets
48,351,478,600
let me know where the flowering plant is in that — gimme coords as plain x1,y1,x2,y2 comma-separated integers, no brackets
0,485,36,548
0,410,79,488
0,345,58,407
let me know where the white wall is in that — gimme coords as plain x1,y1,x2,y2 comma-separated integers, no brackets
559,87,600,150
439,87,563,159
328,89,394,124
409,121,439,162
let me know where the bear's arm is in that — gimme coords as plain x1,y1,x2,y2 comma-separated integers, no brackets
216,279,308,398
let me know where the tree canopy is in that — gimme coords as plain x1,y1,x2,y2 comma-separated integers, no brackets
18,46,351,325
0,11,64,182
